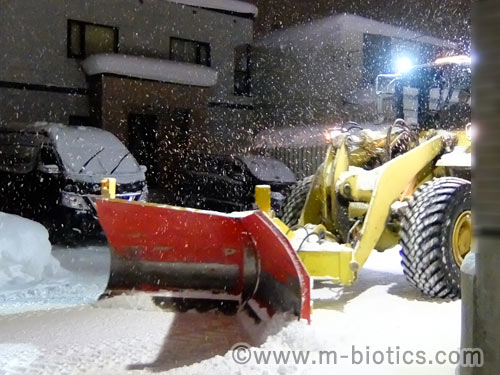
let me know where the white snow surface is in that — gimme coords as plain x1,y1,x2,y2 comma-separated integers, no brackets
83,54,218,87
0,244,460,374
0,245,108,315
165,0,258,15
436,146,472,168
0,212,63,289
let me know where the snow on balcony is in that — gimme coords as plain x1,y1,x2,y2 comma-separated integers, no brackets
82,54,218,87
165,0,258,16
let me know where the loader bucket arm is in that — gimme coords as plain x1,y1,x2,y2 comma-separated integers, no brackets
96,199,311,322
351,135,445,271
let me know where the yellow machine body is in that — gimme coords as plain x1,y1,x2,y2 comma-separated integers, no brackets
277,127,471,285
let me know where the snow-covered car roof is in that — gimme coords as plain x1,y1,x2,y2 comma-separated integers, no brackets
185,152,296,183
239,155,296,183
0,122,146,182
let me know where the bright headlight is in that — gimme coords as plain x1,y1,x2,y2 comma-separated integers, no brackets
323,127,343,143
61,192,89,210
395,56,413,73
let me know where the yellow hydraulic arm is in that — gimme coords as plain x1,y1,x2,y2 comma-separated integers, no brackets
349,135,445,273
293,134,446,285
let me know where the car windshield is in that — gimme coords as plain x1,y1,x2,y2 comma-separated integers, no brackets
240,155,296,183
50,126,141,175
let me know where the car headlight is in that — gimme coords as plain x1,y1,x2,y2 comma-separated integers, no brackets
61,192,90,210
323,127,343,143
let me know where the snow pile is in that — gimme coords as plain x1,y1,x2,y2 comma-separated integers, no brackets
0,245,109,315
0,212,62,288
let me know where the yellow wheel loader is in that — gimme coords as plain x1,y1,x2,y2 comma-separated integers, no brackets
280,55,472,299
94,56,471,324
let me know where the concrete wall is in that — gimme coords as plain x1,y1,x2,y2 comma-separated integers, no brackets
460,0,500,373
0,89,89,124
0,0,254,145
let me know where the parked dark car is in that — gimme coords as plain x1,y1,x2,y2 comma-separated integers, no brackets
0,122,148,241
177,153,296,212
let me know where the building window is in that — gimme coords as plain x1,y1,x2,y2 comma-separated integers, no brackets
68,115,94,127
362,33,392,86
170,37,211,67
67,20,118,59
234,44,251,97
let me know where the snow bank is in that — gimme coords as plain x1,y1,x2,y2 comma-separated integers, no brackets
165,0,258,16
82,54,218,87
0,212,62,288
0,246,108,315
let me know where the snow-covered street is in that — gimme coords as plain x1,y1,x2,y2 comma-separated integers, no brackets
0,243,461,375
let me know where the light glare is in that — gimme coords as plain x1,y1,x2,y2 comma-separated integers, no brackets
396,57,413,73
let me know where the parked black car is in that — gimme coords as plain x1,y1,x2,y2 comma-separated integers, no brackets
177,153,296,212
0,122,148,241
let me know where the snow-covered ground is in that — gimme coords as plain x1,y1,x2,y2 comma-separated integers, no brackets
0,239,461,375
0,245,109,316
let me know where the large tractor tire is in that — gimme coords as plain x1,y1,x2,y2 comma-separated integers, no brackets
281,175,314,227
400,177,471,300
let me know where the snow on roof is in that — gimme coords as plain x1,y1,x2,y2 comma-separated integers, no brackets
82,54,218,87
164,0,258,16
256,13,457,50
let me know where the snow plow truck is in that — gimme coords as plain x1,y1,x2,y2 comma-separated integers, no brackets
95,56,471,322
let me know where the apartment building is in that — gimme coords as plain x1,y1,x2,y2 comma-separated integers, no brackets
252,14,459,130
0,0,257,185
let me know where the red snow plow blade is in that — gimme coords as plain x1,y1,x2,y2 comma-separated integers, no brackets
96,199,311,322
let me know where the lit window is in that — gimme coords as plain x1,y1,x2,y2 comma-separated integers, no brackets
68,20,118,59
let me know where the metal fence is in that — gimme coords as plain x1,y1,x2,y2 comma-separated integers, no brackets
253,144,328,180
